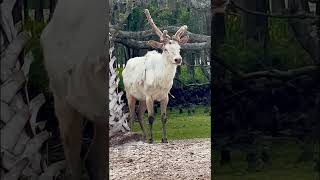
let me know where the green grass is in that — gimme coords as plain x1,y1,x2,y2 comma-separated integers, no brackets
132,105,211,142
213,140,317,180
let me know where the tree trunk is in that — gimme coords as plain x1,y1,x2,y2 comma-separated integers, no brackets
23,0,29,21
212,0,227,134
49,0,57,21
300,0,310,12
240,0,269,64
270,0,285,13
12,0,23,24
212,1,226,81
316,0,320,64
34,0,44,22
187,52,195,78
241,0,269,44
288,0,319,64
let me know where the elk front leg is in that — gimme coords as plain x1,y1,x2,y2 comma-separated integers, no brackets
54,95,83,180
160,95,169,143
146,96,155,143
127,94,137,131
138,101,147,140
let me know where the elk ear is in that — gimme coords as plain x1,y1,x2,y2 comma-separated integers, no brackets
147,40,163,49
179,35,189,45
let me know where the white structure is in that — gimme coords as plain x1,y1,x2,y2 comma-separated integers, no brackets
109,33,130,137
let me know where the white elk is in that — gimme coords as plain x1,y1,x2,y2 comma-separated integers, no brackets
122,9,189,143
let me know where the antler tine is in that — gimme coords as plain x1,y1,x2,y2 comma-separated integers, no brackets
144,9,163,39
173,25,188,41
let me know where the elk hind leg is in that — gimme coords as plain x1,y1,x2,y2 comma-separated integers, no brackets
160,95,169,143
127,94,137,131
138,101,147,140
146,96,155,143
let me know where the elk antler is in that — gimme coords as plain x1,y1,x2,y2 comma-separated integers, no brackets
144,9,171,43
172,25,189,44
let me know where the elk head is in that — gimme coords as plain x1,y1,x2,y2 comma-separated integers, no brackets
144,9,189,65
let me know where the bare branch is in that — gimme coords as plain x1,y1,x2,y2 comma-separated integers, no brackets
230,0,320,19
242,66,320,79
213,54,320,80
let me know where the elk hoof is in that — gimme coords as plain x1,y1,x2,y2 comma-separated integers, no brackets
161,138,168,143
148,138,154,144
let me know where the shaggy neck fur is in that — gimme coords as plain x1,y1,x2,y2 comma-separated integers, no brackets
145,51,177,89
161,52,178,79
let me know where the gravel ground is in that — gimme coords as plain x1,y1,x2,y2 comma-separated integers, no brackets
109,138,211,180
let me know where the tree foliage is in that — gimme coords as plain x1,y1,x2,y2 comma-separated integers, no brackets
23,19,49,97
219,15,313,76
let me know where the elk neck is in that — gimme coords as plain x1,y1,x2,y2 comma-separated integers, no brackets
158,52,178,82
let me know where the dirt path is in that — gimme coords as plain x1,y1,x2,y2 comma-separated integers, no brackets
109,138,211,180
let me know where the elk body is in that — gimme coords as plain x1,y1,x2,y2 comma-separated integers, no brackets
40,0,107,179
122,9,189,143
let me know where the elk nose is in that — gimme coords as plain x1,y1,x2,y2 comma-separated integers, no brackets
174,58,182,64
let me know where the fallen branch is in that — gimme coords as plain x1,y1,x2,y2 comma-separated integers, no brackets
174,78,210,87
113,38,210,50
213,54,320,80
110,25,210,43
242,66,320,79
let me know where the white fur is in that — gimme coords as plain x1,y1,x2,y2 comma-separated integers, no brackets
122,41,182,102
